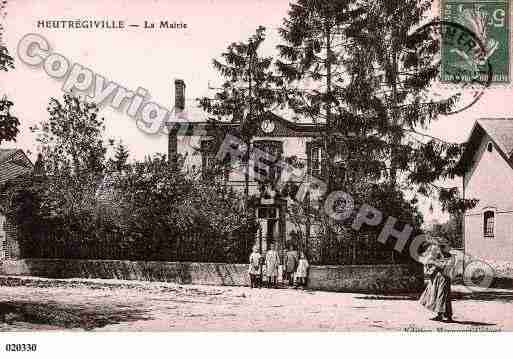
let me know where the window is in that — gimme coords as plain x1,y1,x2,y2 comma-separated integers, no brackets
311,147,322,177
252,140,283,183
308,140,324,178
257,206,278,219
484,210,495,237
487,142,493,152
201,139,216,178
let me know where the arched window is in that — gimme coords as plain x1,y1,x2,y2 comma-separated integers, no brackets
484,210,495,238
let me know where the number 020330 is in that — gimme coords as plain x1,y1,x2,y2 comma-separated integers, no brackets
5,343,37,352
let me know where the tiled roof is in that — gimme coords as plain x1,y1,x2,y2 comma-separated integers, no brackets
458,118,513,172
0,149,18,164
178,99,313,124
0,162,31,186
0,149,33,185
476,118,513,157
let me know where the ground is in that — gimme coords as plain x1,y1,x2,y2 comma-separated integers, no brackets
0,276,512,331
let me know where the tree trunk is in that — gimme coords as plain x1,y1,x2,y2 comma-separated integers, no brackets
389,50,399,188
325,22,333,193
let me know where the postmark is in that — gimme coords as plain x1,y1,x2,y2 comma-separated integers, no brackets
441,0,510,83
413,20,493,115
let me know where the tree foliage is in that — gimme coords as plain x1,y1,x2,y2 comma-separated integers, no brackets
426,213,463,248
198,26,281,138
30,94,108,178
0,45,20,145
110,141,130,173
277,0,474,217
0,45,14,72
198,26,283,203
5,94,255,261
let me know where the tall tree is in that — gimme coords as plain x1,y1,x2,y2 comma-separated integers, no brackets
346,0,474,212
198,26,281,205
111,141,130,173
24,94,109,236
30,94,108,178
278,0,473,215
276,0,365,192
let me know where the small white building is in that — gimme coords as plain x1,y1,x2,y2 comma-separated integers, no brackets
459,119,513,265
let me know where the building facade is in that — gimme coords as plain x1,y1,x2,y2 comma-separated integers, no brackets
168,80,329,256
459,119,513,264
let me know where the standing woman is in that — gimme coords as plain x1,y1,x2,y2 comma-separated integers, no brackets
419,237,455,322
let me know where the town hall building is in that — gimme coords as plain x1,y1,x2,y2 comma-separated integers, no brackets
167,80,327,256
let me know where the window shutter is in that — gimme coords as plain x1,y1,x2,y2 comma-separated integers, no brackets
320,141,328,179
201,138,215,178
306,141,312,177
308,139,323,179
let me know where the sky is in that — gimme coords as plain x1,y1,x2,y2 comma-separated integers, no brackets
2,0,513,223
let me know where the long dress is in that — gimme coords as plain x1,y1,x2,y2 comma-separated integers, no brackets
285,250,298,274
248,252,261,275
419,246,454,317
265,250,280,277
296,258,309,278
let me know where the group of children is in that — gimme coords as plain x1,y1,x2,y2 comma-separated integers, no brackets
248,243,309,289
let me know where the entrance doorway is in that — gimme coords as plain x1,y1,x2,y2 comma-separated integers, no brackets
0,214,6,260
257,202,286,252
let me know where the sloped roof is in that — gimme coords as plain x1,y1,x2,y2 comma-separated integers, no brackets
0,149,33,185
458,118,513,172
476,118,513,156
178,99,316,125
0,149,18,163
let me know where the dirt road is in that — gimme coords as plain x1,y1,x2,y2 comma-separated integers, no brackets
0,276,511,331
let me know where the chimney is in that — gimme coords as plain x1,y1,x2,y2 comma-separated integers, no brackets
169,79,185,169
174,79,185,111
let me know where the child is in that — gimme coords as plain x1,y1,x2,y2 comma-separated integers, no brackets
265,243,280,288
295,252,309,289
248,247,261,288
284,244,299,286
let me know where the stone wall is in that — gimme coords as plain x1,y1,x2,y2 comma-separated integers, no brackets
0,258,424,293
308,264,424,293
475,258,513,289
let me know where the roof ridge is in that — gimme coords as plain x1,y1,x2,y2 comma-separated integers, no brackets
478,118,513,121
0,148,19,152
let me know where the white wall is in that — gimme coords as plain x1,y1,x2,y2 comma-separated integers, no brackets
464,134,513,262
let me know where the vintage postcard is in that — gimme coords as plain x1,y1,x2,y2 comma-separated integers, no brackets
1,0,513,353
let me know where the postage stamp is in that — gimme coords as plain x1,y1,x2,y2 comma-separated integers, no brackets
416,20,493,114
441,0,510,83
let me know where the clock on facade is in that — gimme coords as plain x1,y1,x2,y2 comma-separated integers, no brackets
261,119,275,134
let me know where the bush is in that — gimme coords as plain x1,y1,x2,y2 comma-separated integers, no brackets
3,155,256,263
